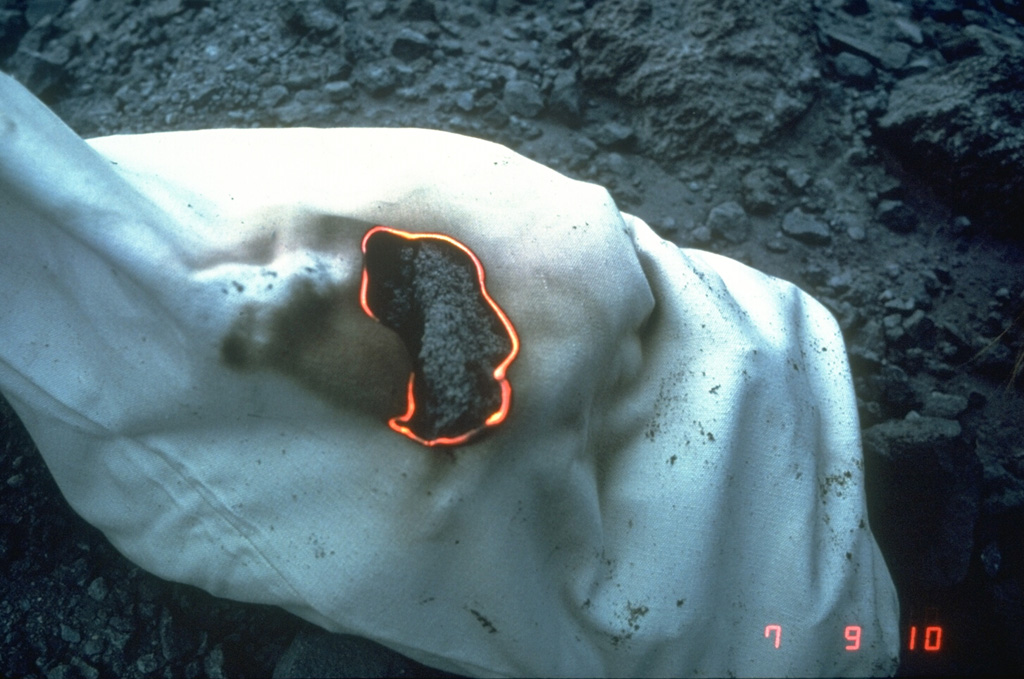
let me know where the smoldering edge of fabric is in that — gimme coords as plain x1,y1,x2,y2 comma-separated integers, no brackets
362,233,510,442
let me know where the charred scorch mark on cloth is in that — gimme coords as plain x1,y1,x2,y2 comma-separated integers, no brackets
360,226,519,447
220,277,411,421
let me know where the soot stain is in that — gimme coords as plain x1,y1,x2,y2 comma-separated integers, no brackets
220,278,410,421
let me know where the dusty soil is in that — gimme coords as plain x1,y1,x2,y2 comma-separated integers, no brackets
1,0,1022,676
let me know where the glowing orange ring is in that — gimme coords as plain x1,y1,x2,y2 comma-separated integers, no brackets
359,225,520,447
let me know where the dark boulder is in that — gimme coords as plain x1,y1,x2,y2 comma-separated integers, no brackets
876,52,1024,239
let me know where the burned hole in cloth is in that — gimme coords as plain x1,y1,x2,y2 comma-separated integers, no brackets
360,227,517,447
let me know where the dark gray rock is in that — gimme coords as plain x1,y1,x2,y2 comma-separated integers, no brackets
273,628,428,679
60,623,81,643
834,51,875,87
869,364,921,418
876,199,918,233
454,89,475,111
689,224,713,245
656,216,679,235
574,0,819,158
273,100,311,125
895,17,924,45
502,79,543,118
602,151,633,178
922,391,969,419
784,165,811,190
356,62,397,96
399,0,437,22
981,459,1024,517
916,0,964,22
453,5,481,28
706,201,751,244
204,645,226,679
590,120,635,149
136,653,160,674
147,0,185,21
324,80,353,101
0,10,28,62
481,103,509,129
571,134,599,158
901,309,936,349
70,658,99,679
159,607,201,662
391,28,432,62
876,52,1024,238
994,0,1024,22
25,0,68,26
6,16,72,99
548,69,582,125
863,414,982,590
819,22,912,70
781,207,831,245
44,664,74,679
800,262,829,288
280,1,342,36
740,167,783,214
82,634,105,660
106,618,132,651
935,320,974,364
573,0,652,85
934,24,988,61
260,84,289,109
841,0,869,15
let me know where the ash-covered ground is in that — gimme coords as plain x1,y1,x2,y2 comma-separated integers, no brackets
1,0,1022,676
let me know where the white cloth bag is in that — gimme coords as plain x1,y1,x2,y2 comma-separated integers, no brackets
0,72,898,677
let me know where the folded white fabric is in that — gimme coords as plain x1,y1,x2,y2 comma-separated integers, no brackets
0,72,898,677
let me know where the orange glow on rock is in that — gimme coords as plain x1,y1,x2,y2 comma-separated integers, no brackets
359,225,519,447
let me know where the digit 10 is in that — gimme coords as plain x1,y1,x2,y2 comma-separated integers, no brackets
908,625,943,651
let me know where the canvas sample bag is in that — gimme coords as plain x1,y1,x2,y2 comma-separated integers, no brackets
0,72,899,677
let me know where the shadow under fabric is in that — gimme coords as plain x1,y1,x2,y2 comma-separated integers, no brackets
0,72,899,678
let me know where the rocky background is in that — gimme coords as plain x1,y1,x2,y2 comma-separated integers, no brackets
1,0,1022,676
